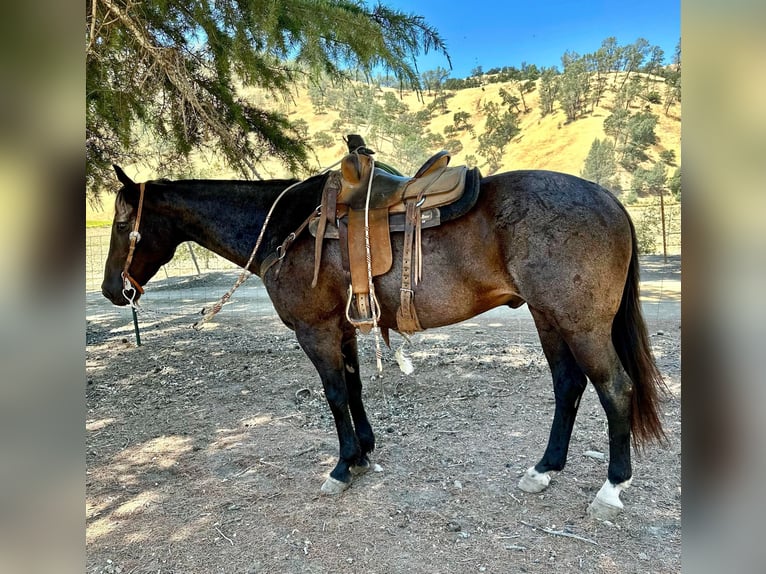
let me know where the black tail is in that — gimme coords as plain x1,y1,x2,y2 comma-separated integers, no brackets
612,214,668,448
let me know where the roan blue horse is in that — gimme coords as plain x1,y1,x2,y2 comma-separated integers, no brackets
101,157,665,520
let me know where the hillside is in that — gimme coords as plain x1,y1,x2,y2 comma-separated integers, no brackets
88,73,680,224
256,72,680,187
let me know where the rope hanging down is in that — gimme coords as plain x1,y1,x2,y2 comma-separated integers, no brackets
362,154,384,373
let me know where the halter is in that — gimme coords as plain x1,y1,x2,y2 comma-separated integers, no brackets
121,182,146,303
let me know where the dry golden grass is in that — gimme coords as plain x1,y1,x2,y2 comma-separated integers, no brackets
88,72,680,221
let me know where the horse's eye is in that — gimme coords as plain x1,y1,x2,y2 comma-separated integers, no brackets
116,222,130,233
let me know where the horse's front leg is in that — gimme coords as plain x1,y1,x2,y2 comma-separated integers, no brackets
342,336,375,473
295,325,367,494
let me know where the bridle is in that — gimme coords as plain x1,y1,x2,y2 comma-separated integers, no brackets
121,182,146,303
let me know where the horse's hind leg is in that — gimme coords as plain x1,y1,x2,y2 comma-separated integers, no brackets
519,310,588,493
341,336,375,473
565,330,635,520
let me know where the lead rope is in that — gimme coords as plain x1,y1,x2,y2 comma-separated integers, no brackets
192,180,303,329
362,154,384,373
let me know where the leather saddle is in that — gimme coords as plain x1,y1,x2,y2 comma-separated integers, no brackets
311,149,481,335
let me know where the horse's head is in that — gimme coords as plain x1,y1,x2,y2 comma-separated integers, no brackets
101,166,178,306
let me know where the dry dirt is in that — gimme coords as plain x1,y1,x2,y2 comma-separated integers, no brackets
86,256,681,574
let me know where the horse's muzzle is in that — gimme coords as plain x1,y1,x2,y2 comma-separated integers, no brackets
101,283,139,306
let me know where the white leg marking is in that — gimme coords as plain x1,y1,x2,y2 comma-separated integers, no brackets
587,478,633,520
320,476,350,495
350,459,370,476
518,467,555,493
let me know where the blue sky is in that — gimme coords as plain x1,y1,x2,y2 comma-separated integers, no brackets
382,0,681,78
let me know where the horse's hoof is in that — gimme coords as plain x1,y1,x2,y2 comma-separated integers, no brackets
518,467,552,493
320,476,350,495
350,458,370,476
586,478,631,520
587,497,623,520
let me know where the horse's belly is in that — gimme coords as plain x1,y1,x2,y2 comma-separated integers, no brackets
413,286,522,329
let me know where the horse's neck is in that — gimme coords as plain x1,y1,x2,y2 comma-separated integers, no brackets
163,182,283,270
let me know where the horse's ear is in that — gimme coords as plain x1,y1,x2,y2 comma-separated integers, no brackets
113,165,136,188
112,165,142,209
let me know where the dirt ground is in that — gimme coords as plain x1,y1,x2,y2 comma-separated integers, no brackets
86,256,681,574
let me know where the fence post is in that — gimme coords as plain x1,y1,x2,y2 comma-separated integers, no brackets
186,242,201,275
659,186,667,263
132,307,142,346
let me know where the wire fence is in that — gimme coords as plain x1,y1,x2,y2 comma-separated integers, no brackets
625,198,682,258
86,197,680,292
86,225,275,337
86,226,244,292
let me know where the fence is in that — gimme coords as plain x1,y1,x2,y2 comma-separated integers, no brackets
86,226,246,292
86,225,278,339
625,199,682,258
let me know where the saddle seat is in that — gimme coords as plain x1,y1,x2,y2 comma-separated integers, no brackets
337,150,463,213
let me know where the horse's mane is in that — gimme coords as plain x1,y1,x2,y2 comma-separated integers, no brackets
114,172,329,218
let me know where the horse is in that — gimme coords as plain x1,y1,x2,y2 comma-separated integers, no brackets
101,164,666,520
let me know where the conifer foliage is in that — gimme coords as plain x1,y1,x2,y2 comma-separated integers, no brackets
86,0,448,197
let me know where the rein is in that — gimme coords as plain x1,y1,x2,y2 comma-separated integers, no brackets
121,182,146,305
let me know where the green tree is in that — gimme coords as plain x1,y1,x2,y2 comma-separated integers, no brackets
452,111,472,131
621,110,659,169
659,149,677,166
641,45,665,100
477,101,520,173
632,161,667,196
557,51,590,122
631,161,672,255
421,66,451,95
86,0,449,198
617,38,650,93
428,92,453,114
643,45,665,77
312,131,335,148
520,61,541,81
581,138,619,190
538,67,559,116
587,37,620,111
663,39,681,116
604,108,631,147
308,83,330,115
615,74,644,110
499,87,523,114
668,165,681,200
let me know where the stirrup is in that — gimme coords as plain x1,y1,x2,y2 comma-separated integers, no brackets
344,286,379,333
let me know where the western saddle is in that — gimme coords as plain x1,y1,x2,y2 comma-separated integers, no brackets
310,135,482,336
